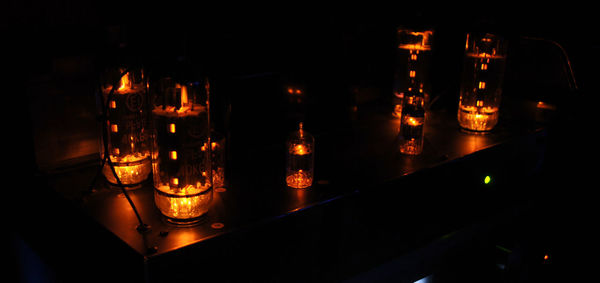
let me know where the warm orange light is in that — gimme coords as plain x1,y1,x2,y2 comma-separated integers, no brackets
537,101,557,110
293,144,309,155
170,151,178,160
399,114,424,155
181,85,188,105
169,123,176,133
481,63,488,70
200,142,218,152
110,100,117,109
544,254,549,260
113,148,120,155
478,81,486,89
295,89,302,94
393,104,402,118
287,87,294,94
155,183,212,222
103,152,152,186
458,105,499,132
409,70,416,78
118,71,131,91
398,30,433,51
286,169,312,189
407,117,419,126
111,124,118,133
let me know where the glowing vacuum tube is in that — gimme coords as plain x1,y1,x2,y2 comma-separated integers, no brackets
398,88,426,155
151,78,213,224
392,27,433,118
457,32,508,132
99,67,152,187
286,123,314,189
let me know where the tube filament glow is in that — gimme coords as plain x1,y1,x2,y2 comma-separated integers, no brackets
286,123,314,189
458,33,507,132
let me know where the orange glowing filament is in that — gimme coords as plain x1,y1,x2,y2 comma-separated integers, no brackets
201,142,218,152
181,85,188,105
407,117,419,126
398,30,433,51
169,123,176,133
169,151,178,160
409,70,416,78
118,71,131,91
293,144,309,155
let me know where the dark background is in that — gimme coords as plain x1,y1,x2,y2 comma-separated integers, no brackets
5,4,598,170
5,3,599,282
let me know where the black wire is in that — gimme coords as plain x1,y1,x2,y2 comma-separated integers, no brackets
520,36,579,92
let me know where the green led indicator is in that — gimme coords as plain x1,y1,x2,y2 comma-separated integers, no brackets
484,175,492,184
